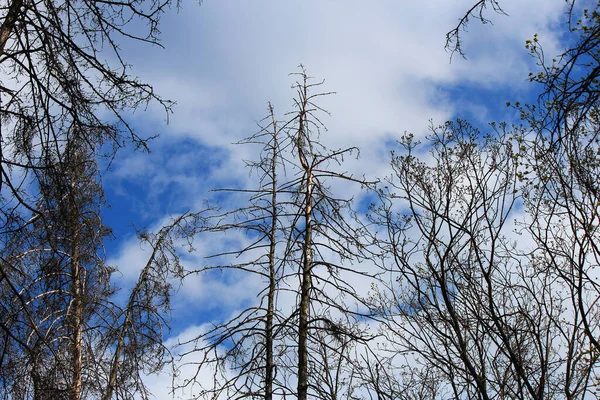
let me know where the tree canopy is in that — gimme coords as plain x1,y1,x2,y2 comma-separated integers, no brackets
2,0,600,399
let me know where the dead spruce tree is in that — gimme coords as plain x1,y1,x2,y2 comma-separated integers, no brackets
177,103,288,399
0,0,198,398
0,126,209,399
0,0,175,231
288,69,376,400
0,134,111,400
180,68,376,400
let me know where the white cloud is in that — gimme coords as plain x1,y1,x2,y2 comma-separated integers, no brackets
110,0,570,187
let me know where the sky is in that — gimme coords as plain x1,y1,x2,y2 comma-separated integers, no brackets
97,1,574,397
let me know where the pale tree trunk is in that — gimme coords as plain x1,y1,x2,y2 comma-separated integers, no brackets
297,171,313,400
297,98,313,400
70,246,83,400
69,178,84,400
0,0,22,58
265,105,278,400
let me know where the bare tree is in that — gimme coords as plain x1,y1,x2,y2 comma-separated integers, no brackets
0,0,176,228
177,103,290,399
363,3,600,399
101,211,209,400
0,135,111,399
369,117,600,399
518,6,600,397
288,69,375,400
255,68,381,400
368,120,591,399
0,0,199,398
179,68,377,400
0,128,209,399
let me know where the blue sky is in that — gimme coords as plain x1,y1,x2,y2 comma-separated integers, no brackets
97,1,574,396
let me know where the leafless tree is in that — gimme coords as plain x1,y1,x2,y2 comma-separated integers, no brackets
287,69,376,400
0,135,111,399
0,0,203,397
100,211,210,400
177,102,291,399
518,5,600,397
368,119,598,399
368,116,600,399
362,3,600,399
179,68,377,400
0,125,209,399
0,0,177,223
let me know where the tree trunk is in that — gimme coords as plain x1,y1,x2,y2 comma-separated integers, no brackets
0,0,22,58
265,107,278,400
297,171,313,400
297,109,313,400
69,179,83,400
70,254,83,400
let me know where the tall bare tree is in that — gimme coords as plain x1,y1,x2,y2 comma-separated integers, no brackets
368,21,600,391
281,68,376,400
0,134,111,399
180,68,376,400
178,103,290,399
0,0,201,398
